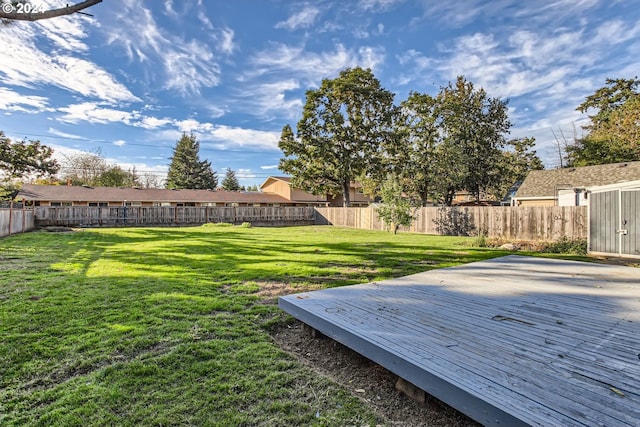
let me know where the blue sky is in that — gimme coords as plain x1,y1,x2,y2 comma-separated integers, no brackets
1,0,639,187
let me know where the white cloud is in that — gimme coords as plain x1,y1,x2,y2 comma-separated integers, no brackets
260,165,279,170
105,0,222,96
163,39,220,94
175,119,214,134
164,0,178,17
150,119,281,151
216,27,237,55
359,0,405,11
0,20,138,103
197,3,214,30
275,6,320,30
242,42,385,119
238,79,303,119
237,168,257,179
0,87,50,113
137,116,173,130
48,127,85,140
250,42,385,85
113,140,127,147
208,125,280,150
57,103,133,124
419,1,600,28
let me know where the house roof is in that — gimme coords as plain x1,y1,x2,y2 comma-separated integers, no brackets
16,184,291,204
515,161,640,199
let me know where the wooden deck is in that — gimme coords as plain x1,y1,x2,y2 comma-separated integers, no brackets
279,255,640,427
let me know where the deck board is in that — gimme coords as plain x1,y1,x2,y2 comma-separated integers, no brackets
279,255,640,427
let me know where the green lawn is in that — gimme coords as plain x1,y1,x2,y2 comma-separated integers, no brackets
0,225,584,426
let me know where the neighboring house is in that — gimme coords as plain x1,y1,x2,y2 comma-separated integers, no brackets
513,161,640,206
500,181,523,206
16,176,375,208
16,184,292,207
259,176,372,207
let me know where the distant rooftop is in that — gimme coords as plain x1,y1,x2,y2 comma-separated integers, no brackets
515,161,640,198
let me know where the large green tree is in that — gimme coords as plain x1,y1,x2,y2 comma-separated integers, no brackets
166,133,218,190
1,131,59,199
436,76,511,204
221,168,241,191
493,137,544,200
393,91,440,206
567,77,640,165
279,67,396,207
0,131,59,180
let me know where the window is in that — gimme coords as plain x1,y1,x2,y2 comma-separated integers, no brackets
51,202,72,207
202,202,217,207
88,202,108,207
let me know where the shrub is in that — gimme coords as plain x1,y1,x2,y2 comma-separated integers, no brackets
473,230,488,247
542,237,588,255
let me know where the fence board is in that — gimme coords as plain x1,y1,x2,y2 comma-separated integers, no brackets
315,206,587,241
0,207,35,237
34,206,315,227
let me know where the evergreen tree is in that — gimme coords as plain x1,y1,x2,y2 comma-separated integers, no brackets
221,168,241,191
166,133,217,189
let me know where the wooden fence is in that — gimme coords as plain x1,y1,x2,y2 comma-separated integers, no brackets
315,206,588,241
34,206,315,227
18,205,587,241
0,207,35,237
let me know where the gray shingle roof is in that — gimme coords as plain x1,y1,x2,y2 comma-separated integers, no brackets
515,161,640,198
17,184,291,204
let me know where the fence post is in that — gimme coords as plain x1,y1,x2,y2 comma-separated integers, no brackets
8,201,13,236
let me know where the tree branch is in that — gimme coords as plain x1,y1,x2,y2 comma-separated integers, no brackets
0,0,102,21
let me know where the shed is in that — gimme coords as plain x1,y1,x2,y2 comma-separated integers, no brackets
589,180,640,258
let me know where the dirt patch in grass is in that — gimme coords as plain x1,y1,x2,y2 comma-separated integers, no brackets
271,321,480,427
223,281,325,304
253,281,321,304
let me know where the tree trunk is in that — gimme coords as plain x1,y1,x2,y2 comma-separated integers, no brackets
342,179,351,207
420,187,429,207
445,187,455,206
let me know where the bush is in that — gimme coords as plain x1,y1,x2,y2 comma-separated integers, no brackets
542,237,588,255
473,230,488,247
239,222,252,228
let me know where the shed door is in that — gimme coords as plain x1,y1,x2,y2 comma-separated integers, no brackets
621,190,640,257
589,190,618,255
